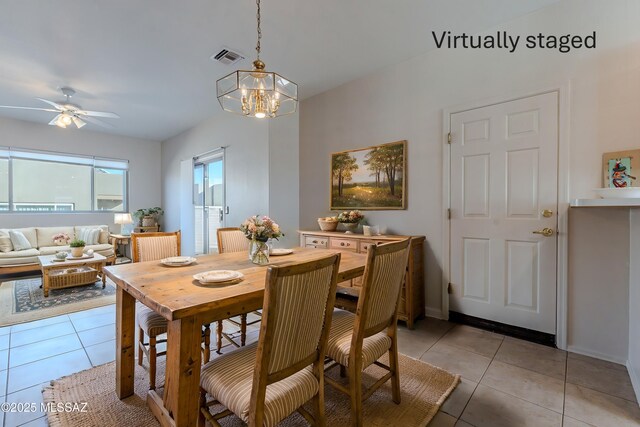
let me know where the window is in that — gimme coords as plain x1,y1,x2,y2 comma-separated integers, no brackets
94,168,126,211
0,147,128,213
0,156,8,211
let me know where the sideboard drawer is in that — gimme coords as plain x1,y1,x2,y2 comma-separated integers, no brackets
330,238,358,252
305,236,328,248
359,240,387,253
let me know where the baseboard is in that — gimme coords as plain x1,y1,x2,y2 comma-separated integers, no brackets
566,345,628,366
626,360,640,404
424,307,444,319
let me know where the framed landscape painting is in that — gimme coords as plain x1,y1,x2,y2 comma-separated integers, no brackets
331,140,407,210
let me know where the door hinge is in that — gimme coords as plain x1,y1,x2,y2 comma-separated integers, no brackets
447,208,451,220
448,283,453,294
447,132,452,144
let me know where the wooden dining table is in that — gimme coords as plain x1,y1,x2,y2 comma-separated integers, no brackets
103,247,367,427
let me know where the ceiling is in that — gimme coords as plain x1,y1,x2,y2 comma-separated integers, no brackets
0,0,559,141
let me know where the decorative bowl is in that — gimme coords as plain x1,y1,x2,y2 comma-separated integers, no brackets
318,217,339,232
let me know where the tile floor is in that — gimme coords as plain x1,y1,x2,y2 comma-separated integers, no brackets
1,305,639,426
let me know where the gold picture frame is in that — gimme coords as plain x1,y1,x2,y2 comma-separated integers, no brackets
602,149,640,188
330,140,407,210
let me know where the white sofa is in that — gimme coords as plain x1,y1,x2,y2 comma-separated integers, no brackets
0,225,115,273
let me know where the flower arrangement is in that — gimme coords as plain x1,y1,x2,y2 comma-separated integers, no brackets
337,210,364,224
52,232,71,246
240,215,284,242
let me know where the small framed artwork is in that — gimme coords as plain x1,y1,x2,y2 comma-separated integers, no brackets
603,150,640,188
330,140,407,210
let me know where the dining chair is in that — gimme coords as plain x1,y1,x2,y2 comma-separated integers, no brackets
131,230,212,390
324,239,411,427
215,227,260,353
198,253,341,427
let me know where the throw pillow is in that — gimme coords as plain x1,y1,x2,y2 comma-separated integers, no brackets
0,233,12,253
78,228,101,245
99,230,109,245
9,230,32,251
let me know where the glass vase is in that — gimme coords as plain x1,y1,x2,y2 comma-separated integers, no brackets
249,239,270,265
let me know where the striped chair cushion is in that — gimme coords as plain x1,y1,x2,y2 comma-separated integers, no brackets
267,264,334,375
326,309,391,368
136,236,179,262
218,229,248,254
137,306,168,337
364,248,409,330
200,342,318,427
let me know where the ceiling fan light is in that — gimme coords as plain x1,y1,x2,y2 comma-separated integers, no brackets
54,114,68,128
72,116,86,129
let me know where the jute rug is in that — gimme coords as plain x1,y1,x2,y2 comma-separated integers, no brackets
0,277,116,327
44,354,460,427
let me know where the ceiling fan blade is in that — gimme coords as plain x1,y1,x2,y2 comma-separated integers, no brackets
0,105,58,112
48,114,61,126
36,98,64,110
81,115,115,129
72,116,86,129
78,110,120,119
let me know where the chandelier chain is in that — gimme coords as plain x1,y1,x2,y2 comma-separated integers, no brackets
256,0,262,59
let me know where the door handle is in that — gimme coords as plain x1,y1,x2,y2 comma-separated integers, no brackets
219,210,224,222
532,228,554,237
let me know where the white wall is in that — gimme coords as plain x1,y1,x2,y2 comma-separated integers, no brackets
0,116,161,230
161,113,270,249
269,112,300,248
628,209,640,397
299,0,640,335
162,111,301,252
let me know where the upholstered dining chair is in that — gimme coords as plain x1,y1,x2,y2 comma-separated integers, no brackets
324,239,411,427
131,231,212,390
198,253,341,427
215,227,259,353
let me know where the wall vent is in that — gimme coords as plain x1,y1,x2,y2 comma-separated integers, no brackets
211,48,245,65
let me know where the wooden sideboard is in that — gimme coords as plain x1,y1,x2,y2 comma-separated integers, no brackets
298,230,425,329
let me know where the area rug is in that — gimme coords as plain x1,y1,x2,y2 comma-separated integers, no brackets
0,277,116,326
43,354,460,427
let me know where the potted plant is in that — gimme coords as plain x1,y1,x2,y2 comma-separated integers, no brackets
134,207,164,227
69,239,86,257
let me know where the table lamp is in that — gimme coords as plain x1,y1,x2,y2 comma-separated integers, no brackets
114,213,134,235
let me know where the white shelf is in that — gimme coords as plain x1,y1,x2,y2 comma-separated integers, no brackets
570,198,640,207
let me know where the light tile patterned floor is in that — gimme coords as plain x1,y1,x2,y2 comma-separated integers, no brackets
0,306,639,426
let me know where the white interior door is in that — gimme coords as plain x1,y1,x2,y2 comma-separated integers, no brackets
449,92,558,334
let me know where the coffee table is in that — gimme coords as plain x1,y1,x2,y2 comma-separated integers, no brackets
37,253,108,297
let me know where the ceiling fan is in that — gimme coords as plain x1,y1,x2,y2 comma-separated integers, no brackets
0,87,120,129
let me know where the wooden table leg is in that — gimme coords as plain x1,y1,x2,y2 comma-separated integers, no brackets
161,316,202,427
100,263,107,287
42,270,49,297
116,287,136,398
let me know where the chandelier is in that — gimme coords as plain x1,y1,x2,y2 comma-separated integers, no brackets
216,0,298,118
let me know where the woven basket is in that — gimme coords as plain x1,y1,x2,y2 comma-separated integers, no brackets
317,219,339,232
49,266,99,290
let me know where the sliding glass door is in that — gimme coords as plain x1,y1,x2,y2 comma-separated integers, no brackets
194,151,225,255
